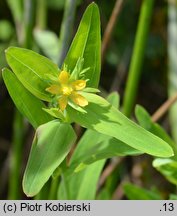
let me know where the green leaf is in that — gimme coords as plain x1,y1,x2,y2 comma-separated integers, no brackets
70,130,141,172
57,125,106,200
82,87,100,93
67,93,173,158
123,183,162,200
23,120,76,197
64,3,101,88
169,194,177,200
2,68,52,129
106,92,120,109
135,105,177,184
42,108,65,121
69,92,120,169
135,105,177,157
153,158,177,185
58,160,104,200
58,92,120,199
135,105,152,129
5,46,59,101
62,123,139,199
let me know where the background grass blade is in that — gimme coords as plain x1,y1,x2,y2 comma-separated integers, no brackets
168,1,177,143
123,183,161,200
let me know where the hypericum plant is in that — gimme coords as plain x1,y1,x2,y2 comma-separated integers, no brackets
2,3,174,199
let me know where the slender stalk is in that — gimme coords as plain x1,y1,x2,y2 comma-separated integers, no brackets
34,180,51,200
36,0,47,30
24,0,36,48
168,0,177,143
6,0,24,44
8,111,24,199
101,0,124,64
122,0,154,117
58,0,77,67
48,177,60,200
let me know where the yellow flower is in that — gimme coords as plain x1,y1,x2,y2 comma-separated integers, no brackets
46,71,88,111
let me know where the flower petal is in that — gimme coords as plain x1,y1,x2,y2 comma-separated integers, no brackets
70,92,88,107
58,95,68,111
72,80,86,90
58,71,70,84
46,84,61,95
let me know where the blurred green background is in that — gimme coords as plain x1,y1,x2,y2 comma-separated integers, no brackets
0,0,176,199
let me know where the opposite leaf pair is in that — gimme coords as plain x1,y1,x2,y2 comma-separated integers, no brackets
2,3,174,198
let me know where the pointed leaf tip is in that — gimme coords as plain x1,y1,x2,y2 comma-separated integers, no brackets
64,2,101,88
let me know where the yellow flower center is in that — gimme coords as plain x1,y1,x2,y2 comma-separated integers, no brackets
61,85,73,96
46,70,88,111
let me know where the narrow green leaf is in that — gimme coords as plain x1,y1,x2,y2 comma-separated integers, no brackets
42,108,65,121
169,194,177,200
58,92,120,199
64,3,101,88
2,68,52,129
67,93,173,158
153,158,177,185
23,121,76,197
107,92,120,109
7,0,23,24
5,46,59,101
70,130,107,166
82,87,100,93
123,183,161,200
58,161,104,200
70,130,141,172
57,124,106,200
135,105,177,184
75,141,139,170
69,92,120,169
135,105,152,129
135,105,177,158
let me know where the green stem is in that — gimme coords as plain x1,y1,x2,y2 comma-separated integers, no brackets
168,0,177,144
122,0,154,117
48,177,60,200
6,0,23,44
8,111,24,199
36,0,47,29
58,0,77,67
23,0,36,48
34,180,51,200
